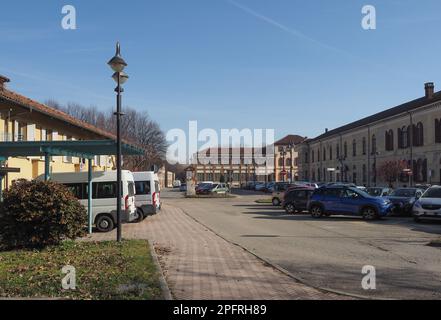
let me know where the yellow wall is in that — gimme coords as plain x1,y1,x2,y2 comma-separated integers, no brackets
1,117,116,191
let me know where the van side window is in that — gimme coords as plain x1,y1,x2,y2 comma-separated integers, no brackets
96,182,117,199
135,181,151,195
65,183,84,200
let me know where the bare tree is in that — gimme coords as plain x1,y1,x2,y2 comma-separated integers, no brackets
45,100,167,171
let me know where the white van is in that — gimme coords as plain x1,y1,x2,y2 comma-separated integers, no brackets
133,171,161,218
37,170,138,232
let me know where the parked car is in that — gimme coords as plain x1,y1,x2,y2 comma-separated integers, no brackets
413,186,441,222
173,180,181,188
255,182,267,192
210,183,230,195
265,182,276,193
133,171,161,219
196,184,214,195
282,187,315,214
196,182,213,193
366,187,393,197
385,188,424,216
308,186,393,220
296,181,319,189
42,170,138,232
179,183,187,192
271,182,292,206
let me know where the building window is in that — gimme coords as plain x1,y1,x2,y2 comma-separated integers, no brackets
352,139,357,157
385,130,394,151
329,146,333,160
371,135,377,154
398,126,410,149
311,150,315,163
413,122,424,147
318,168,321,181
336,144,340,158
362,164,367,183
286,158,291,167
317,149,320,162
362,137,367,155
435,118,441,143
413,158,427,183
278,158,284,167
323,168,326,182
323,148,326,161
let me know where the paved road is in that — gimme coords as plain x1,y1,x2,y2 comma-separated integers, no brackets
162,188,441,299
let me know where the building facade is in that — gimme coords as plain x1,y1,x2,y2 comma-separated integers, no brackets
296,82,441,187
0,75,116,191
273,135,306,182
192,147,273,186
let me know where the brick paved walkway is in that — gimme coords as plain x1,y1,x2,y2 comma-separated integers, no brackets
85,205,347,300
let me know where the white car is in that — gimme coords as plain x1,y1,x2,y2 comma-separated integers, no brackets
413,186,441,222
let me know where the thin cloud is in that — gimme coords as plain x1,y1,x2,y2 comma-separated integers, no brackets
226,0,355,58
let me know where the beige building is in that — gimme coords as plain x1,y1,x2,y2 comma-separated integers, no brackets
273,135,306,182
296,82,441,187
0,74,116,191
192,147,272,186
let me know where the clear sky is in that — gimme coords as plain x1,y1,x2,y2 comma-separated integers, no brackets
1,0,441,141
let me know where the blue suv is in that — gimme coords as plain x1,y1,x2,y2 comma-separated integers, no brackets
308,186,393,220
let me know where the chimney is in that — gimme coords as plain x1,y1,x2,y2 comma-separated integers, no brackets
0,75,10,90
425,82,434,99
325,128,329,133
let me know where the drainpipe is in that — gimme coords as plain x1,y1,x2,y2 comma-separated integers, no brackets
367,126,371,187
408,111,414,187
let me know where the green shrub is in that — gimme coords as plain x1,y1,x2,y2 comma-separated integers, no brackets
0,180,87,249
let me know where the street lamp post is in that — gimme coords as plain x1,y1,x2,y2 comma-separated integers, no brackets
108,42,129,243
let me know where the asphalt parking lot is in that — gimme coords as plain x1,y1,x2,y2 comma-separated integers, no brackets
163,188,441,299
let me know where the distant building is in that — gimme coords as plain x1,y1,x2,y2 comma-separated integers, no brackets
296,82,441,187
192,147,273,186
273,135,307,182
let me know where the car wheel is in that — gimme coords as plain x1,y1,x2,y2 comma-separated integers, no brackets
362,207,378,220
285,203,296,214
310,205,323,218
272,198,281,206
414,216,421,223
96,215,115,233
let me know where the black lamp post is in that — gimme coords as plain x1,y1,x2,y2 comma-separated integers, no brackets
108,42,129,243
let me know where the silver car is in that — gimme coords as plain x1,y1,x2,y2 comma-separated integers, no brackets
413,186,441,222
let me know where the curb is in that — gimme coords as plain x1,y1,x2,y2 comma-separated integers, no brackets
148,241,173,300
178,206,385,301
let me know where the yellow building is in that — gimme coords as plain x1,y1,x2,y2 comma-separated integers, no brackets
0,74,116,191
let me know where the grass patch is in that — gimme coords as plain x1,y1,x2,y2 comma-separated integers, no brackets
0,240,163,300
255,199,272,204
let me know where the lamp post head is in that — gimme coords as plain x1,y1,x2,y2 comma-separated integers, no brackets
108,42,127,72
112,71,129,85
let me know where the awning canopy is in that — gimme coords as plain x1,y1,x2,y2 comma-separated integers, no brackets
0,140,144,159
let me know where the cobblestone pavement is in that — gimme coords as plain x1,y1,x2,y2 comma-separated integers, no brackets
85,205,348,300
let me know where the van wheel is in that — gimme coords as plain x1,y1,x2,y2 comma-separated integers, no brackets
96,215,114,233
285,203,296,214
362,207,378,220
311,205,323,218
272,198,281,206
133,209,143,223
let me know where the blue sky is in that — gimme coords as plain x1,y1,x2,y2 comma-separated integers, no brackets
1,0,441,141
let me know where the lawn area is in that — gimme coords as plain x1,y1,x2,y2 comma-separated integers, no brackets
0,240,163,300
